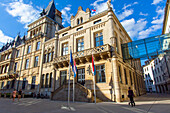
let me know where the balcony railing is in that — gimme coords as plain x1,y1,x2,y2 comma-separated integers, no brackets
26,32,44,40
54,44,111,64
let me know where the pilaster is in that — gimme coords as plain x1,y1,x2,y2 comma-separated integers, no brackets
37,37,46,93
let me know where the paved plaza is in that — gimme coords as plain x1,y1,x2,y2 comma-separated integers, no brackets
0,93,170,113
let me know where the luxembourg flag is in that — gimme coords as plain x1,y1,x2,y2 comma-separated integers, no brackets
91,9,96,15
73,59,77,77
92,54,96,76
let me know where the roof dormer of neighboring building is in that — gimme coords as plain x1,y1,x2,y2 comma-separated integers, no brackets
70,6,91,27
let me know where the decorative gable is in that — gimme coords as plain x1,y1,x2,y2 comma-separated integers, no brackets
70,6,91,27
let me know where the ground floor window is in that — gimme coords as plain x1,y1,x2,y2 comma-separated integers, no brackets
60,71,67,86
11,80,15,88
41,74,45,88
22,78,26,90
1,82,4,89
31,76,36,89
96,65,106,83
45,74,49,88
77,68,85,85
49,73,52,88
7,81,10,89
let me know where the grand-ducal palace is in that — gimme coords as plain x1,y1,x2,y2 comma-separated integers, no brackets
0,0,146,102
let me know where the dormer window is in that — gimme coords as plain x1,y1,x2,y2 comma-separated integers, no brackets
77,19,80,25
77,27,83,31
62,32,68,37
94,19,101,24
80,17,83,23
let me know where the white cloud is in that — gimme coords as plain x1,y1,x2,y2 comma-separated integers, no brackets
138,6,164,39
61,5,72,25
138,25,162,39
116,2,139,21
0,30,13,44
121,18,147,39
2,0,41,28
152,0,163,5
122,2,138,10
90,0,114,15
139,12,148,16
117,9,134,21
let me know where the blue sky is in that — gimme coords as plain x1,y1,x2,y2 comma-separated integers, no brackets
0,0,166,47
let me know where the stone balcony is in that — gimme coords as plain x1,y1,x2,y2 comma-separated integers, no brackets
0,71,18,80
53,44,112,68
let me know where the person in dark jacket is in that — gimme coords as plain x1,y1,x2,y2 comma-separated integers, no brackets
18,89,22,102
128,87,135,106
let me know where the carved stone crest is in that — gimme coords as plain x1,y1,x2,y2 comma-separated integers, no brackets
107,0,112,10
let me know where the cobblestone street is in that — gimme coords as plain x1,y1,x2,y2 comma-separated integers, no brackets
0,93,170,113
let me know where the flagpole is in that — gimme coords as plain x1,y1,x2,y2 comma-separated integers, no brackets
93,73,96,104
68,48,71,108
73,73,75,103
92,53,96,104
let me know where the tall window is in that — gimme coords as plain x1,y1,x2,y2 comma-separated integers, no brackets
115,38,119,54
51,51,54,61
95,32,103,47
60,71,67,86
34,56,39,67
22,78,26,89
7,81,10,89
11,80,15,88
77,19,80,25
36,41,40,50
44,54,48,63
25,59,29,69
80,17,83,23
48,53,51,62
1,82,4,89
118,65,122,83
16,50,20,58
77,68,85,85
49,73,52,88
41,74,45,88
96,65,106,83
129,71,132,85
77,38,84,52
14,62,18,72
31,76,36,89
62,43,68,56
1,66,4,74
45,73,49,88
124,69,128,84
27,45,31,54
4,65,8,73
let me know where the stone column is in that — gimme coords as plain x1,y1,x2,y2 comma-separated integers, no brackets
107,6,121,102
112,58,121,102
51,65,56,93
37,37,45,93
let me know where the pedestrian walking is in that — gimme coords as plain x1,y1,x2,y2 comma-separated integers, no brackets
128,87,135,107
12,89,17,102
18,89,22,102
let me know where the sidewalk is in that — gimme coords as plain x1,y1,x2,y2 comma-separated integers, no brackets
0,93,169,113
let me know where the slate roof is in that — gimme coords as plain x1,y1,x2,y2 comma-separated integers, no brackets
40,0,56,20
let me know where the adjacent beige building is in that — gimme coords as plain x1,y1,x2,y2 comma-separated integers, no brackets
0,0,145,102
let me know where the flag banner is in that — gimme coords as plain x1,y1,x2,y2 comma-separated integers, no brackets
70,49,74,70
73,59,77,77
92,54,96,76
91,9,96,15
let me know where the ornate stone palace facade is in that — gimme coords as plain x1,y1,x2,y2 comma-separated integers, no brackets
0,0,145,102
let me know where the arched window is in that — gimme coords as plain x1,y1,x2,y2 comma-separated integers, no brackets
77,19,80,25
80,17,83,23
